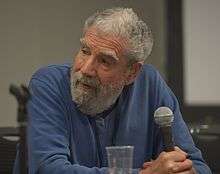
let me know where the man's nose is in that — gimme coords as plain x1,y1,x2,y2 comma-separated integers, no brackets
80,56,97,77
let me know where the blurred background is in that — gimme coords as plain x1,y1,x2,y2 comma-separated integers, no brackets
0,0,220,173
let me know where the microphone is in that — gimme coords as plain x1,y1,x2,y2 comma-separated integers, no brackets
154,107,174,152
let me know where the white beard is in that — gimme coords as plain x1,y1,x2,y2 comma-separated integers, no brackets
70,70,124,116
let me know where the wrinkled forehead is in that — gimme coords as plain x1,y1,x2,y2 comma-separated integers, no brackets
83,27,129,58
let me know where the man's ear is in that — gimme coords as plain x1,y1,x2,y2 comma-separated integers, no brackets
125,62,142,85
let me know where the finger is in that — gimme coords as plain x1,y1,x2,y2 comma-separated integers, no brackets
175,168,195,174
160,151,187,162
172,159,193,173
176,171,192,174
174,146,188,156
142,161,153,169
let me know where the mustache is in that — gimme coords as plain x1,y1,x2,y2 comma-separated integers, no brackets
73,72,100,88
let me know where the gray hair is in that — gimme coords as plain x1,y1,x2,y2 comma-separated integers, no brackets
83,7,153,64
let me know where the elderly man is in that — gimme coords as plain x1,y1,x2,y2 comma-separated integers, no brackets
14,7,211,174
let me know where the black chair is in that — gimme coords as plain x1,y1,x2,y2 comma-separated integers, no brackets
0,127,19,174
189,124,220,174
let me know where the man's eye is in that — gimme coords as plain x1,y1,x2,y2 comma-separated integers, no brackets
81,49,90,55
100,58,112,66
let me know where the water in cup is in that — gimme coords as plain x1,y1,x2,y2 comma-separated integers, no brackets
106,146,134,174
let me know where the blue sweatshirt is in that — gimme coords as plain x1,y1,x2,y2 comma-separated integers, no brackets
13,64,212,174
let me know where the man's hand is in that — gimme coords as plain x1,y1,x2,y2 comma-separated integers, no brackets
139,147,196,174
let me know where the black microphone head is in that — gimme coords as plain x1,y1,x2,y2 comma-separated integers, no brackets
154,107,174,127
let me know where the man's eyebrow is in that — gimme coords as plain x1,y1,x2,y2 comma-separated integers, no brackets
80,38,119,61
99,51,119,61
80,38,89,48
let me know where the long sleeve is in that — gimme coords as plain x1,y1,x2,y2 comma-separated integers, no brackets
151,69,212,174
25,75,140,173
27,74,139,174
27,77,108,174
13,64,140,174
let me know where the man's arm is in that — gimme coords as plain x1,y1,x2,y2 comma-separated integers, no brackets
146,67,212,174
27,76,110,174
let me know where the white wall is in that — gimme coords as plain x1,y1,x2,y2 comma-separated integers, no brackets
0,0,166,127
183,0,220,105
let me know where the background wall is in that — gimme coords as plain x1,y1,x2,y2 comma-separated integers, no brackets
0,0,167,127
183,0,220,106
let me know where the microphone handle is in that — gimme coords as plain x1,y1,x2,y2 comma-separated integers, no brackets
161,126,174,152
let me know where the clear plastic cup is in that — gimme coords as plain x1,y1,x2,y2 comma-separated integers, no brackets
106,146,134,174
